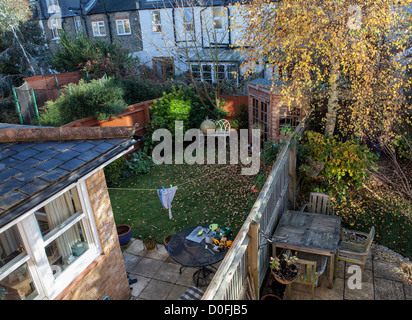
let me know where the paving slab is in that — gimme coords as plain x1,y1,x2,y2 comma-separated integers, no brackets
139,279,175,300
154,261,183,283
374,278,406,300
129,256,164,277
373,260,403,282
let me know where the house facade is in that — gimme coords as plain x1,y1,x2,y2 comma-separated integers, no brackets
33,0,143,54
32,0,269,84
0,125,140,300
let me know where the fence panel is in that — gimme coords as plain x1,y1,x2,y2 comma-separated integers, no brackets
202,118,307,300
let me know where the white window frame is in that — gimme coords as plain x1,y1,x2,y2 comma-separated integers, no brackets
46,0,59,14
74,16,83,34
191,63,238,84
0,181,101,300
151,10,162,33
183,8,194,32
50,18,60,40
213,7,223,30
92,20,106,37
116,19,131,36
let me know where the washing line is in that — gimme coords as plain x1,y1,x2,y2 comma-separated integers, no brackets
107,166,226,192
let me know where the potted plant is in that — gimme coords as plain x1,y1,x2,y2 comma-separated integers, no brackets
117,224,132,246
270,251,299,285
143,232,157,250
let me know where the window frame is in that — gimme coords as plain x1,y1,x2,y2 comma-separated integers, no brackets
190,63,238,85
213,7,223,30
116,19,131,36
74,16,83,34
151,10,162,33
183,8,194,32
0,181,101,300
92,20,106,37
46,0,59,13
50,18,60,40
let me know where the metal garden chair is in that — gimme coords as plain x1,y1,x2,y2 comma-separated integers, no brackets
300,192,334,216
286,255,328,300
334,226,375,281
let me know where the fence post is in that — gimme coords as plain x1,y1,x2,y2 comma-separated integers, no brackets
54,75,60,96
30,88,41,126
12,87,24,124
288,143,297,210
247,220,260,299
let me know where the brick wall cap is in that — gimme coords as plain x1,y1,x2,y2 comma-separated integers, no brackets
0,126,136,143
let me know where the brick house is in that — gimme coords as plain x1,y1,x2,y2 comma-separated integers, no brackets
34,0,142,54
0,125,141,300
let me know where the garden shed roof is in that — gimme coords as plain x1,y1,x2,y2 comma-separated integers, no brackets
0,125,140,228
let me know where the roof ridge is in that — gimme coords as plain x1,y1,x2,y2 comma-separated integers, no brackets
0,126,136,143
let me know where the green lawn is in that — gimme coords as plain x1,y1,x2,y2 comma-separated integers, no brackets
108,157,263,243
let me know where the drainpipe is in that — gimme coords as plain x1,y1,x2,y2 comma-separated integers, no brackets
103,0,113,43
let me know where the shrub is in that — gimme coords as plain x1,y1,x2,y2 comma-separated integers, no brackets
104,156,128,187
298,131,378,199
40,77,128,126
116,76,169,105
149,86,227,134
126,151,154,175
48,31,136,79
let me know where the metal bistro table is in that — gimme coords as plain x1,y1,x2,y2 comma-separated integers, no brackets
271,210,341,288
166,225,229,287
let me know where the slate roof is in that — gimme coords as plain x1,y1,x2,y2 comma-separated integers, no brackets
38,0,96,19
0,125,140,228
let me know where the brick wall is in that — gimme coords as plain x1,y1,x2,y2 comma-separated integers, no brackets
41,11,142,55
55,169,130,300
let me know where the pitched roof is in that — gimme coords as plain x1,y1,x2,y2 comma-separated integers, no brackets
0,125,140,228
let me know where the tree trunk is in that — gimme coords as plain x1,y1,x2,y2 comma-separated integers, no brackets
325,59,339,136
11,27,36,76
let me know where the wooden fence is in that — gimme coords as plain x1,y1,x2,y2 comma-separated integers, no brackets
62,99,154,138
202,118,308,300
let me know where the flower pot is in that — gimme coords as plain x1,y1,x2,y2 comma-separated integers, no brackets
117,224,132,246
143,238,157,250
163,235,172,250
271,262,299,285
165,234,184,255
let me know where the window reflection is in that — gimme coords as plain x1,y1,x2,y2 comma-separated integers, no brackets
0,263,37,300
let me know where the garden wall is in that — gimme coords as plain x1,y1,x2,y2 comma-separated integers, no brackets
62,95,247,134
221,95,249,120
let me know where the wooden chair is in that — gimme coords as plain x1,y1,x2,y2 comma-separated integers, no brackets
334,226,375,280
286,255,328,299
300,192,334,216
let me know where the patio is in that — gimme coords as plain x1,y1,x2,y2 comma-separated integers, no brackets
122,237,411,300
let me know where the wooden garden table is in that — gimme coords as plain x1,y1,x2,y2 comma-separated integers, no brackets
271,210,341,288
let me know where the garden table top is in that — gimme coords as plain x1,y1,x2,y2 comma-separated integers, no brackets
272,210,341,254
167,225,229,268
271,210,341,288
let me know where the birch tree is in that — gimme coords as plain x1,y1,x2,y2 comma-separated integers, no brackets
0,0,36,75
234,0,412,140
